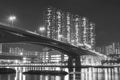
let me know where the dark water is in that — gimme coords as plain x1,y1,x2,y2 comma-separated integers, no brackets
0,67,120,80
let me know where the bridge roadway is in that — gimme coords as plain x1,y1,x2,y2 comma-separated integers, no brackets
0,23,108,68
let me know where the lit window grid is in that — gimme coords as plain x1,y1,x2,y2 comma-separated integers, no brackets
70,17,76,45
75,18,79,46
57,11,62,41
66,13,71,43
44,7,96,49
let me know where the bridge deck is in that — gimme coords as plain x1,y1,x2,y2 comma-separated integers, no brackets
0,24,107,58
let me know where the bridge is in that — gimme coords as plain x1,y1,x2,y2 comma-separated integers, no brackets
0,23,107,69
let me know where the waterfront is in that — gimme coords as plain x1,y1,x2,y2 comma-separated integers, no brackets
1,67,120,80
0,0,120,80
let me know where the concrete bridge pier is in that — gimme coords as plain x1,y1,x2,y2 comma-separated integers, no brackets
68,56,74,72
68,56,81,72
75,56,81,71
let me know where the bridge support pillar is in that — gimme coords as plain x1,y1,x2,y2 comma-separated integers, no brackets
75,56,81,71
68,56,73,72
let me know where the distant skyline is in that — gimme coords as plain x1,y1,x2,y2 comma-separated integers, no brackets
0,0,120,47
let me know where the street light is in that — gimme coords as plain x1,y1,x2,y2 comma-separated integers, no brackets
39,26,45,32
8,15,16,27
38,26,46,36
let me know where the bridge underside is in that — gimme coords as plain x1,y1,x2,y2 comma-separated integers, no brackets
0,24,101,68
0,24,91,57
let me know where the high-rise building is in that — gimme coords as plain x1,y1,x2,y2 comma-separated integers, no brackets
95,42,120,55
89,22,95,49
42,7,96,49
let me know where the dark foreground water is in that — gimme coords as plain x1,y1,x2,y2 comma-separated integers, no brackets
0,67,120,80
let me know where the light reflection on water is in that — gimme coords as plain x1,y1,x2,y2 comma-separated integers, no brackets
0,67,120,80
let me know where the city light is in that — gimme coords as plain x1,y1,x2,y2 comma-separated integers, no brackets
39,26,46,32
8,15,16,26
20,52,23,56
58,34,63,41
8,16,16,21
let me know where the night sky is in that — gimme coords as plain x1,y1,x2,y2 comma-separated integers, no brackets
0,0,120,47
